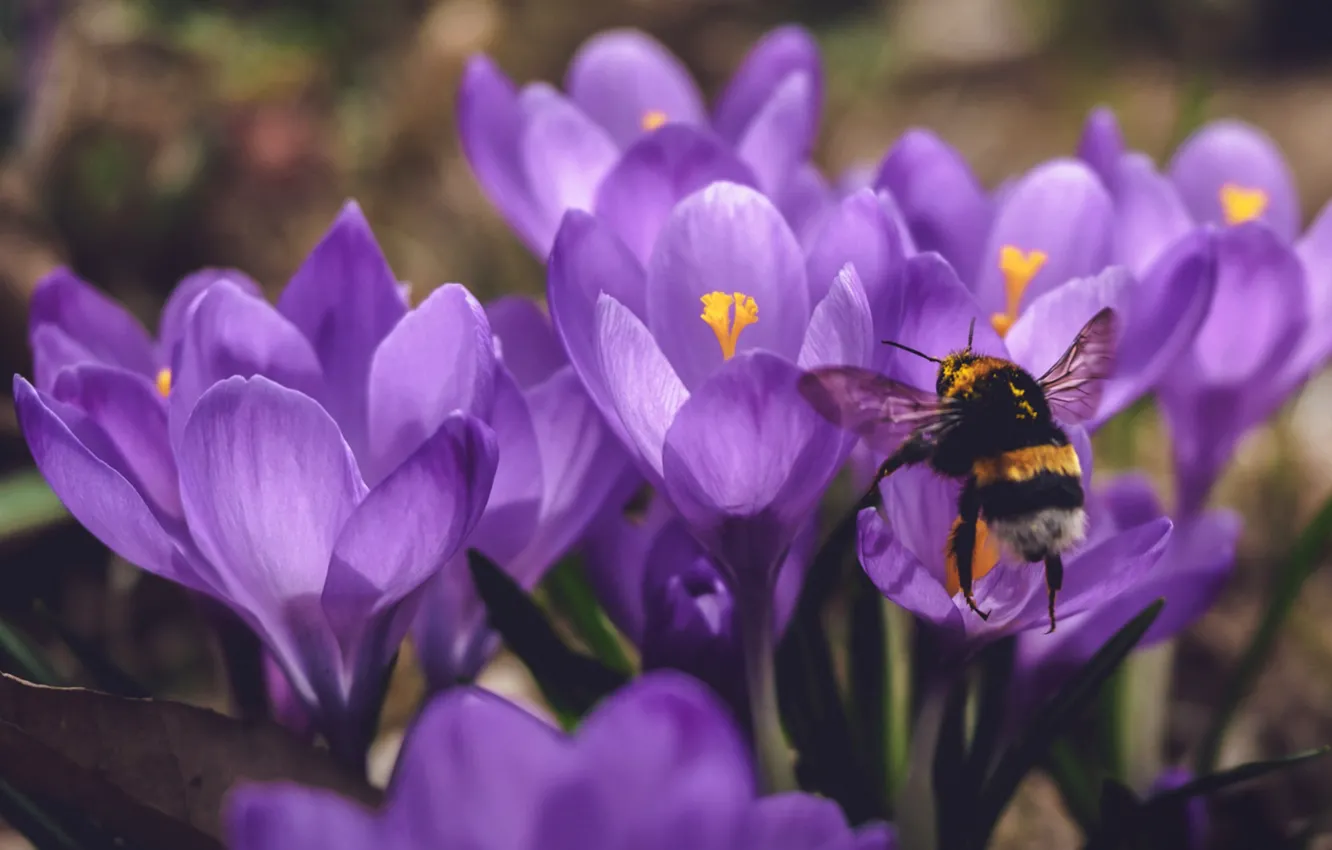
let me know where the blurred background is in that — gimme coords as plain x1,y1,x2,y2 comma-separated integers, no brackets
3,0,1332,847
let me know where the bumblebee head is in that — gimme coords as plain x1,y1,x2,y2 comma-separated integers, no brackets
884,318,982,398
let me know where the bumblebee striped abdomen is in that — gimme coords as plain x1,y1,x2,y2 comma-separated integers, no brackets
973,443,1086,562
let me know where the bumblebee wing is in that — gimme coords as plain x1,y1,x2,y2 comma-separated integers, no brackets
798,366,956,454
1037,307,1119,425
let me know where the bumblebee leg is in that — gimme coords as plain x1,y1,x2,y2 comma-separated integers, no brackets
950,477,990,621
857,435,933,510
1043,554,1064,634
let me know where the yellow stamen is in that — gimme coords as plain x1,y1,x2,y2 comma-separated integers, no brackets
700,291,759,360
1219,183,1268,225
641,109,668,131
944,517,1002,598
155,367,172,398
990,245,1047,338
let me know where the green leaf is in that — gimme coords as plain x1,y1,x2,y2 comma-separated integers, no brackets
0,470,69,541
1196,488,1332,774
1046,738,1102,834
775,507,882,824
971,599,1164,849
541,557,635,677
468,550,627,727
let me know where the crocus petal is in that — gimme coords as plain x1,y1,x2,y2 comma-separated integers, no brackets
575,672,755,822
1290,199,1332,379
522,90,620,252
743,794,872,850
547,211,649,426
874,129,991,284
1182,221,1306,388
858,502,966,632
735,72,818,195
365,284,496,485
178,376,366,617
486,296,567,389
226,784,379,850
583,492,677,644
1112,153,1194,276
777,163,836,249
29,325,99,392
387,687,568,846
661,351,846,579
645,182,809,387
1168,119,1299,241
14,376,199,589
170,281,324,454
1076,106,1126,193
504,367,632,583
798,265,874,370
411,553,497,689
594,125,758,265
325,413,496,659
467,367,543,567
880,253,1006,388
713,25,821,146
50,364,181,519
596,293,688,479
157,268,261,368
1096,231,1217,424
277,201,408,460
564,29,706,146
806,188,910,309
976,159,1114,314
457,55,548,254
28,268,155,377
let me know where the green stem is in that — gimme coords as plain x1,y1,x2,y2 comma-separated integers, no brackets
739,581,796,793
1121,640,1173,791
883,599,912,809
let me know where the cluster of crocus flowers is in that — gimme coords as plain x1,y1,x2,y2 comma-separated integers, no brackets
19,203,503,768
20,16,1326,847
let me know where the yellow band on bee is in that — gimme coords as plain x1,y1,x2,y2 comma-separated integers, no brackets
972,443,1081,487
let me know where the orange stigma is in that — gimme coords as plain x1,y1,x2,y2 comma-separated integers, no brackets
641,110,668,131
155,367,172,398
990,245,1047,337
1219,183,1268,225
700,292,759,360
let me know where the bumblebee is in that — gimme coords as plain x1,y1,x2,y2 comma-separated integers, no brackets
799,308,1118,632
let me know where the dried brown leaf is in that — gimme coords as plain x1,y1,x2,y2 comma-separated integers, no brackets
0,673,381,850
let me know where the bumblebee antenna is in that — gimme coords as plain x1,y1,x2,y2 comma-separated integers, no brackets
966,318,976,350
882,339,943,364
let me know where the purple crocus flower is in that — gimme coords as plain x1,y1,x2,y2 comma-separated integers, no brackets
1014,473,1238,710
852,254,1172,653
28,266,260,397
1077,110,1332,513
459,26,822,258
226,672,896,850
582,494,815,720
410,295,631,689
16,202,500,768
876,133,1215,428
547,179,880,788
